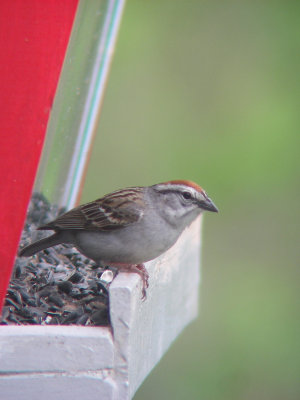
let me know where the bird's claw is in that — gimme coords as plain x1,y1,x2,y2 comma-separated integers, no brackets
135,264,149,301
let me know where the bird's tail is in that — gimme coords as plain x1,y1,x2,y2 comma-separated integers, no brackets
19,233,63,257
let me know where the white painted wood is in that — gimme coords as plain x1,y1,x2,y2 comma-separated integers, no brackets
0,374,116,400
0,326,113,372
110,215,201,398
0,216,202,400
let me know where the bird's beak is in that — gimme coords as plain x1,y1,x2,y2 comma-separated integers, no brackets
198,197,219,213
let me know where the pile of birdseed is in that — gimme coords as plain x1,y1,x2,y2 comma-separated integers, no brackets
1,193,117,326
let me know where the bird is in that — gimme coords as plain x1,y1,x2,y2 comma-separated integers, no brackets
19,180,218,298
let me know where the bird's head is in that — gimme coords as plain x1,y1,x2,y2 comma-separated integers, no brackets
150,180,218,229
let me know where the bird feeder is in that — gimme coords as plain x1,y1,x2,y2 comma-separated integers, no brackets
0,1,203,399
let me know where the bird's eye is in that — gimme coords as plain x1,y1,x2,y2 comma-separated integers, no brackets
182,191,192,200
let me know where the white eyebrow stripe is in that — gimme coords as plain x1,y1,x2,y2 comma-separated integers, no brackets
155,184,198,193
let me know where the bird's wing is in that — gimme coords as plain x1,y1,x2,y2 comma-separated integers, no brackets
39,188,145,231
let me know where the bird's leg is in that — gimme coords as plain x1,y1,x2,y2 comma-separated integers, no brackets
114,263,149,300
133,264,149,300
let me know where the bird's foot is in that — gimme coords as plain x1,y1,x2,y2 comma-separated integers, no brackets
134,263,149,300
112,263,149,300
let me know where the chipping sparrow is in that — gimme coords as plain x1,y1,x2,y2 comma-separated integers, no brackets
20,180,218,298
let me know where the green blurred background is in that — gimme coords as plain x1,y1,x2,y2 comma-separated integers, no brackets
82,1,299,399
